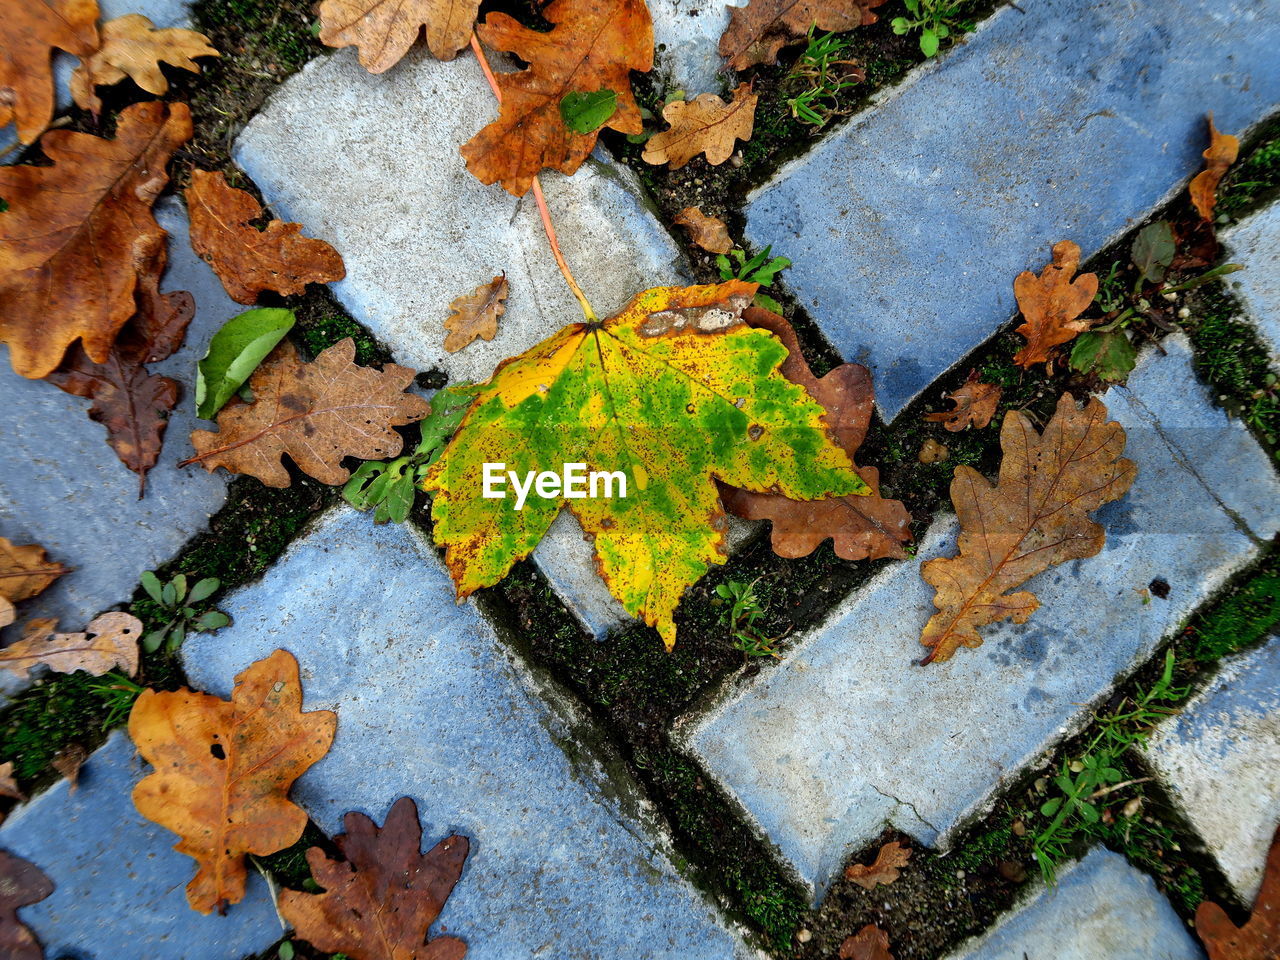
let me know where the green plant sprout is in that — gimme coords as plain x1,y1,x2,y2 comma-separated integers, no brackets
890,0,972,56
88,672,146,728
139,571,230,653
717,247,792,313
785,27,864,127
715,580,782,658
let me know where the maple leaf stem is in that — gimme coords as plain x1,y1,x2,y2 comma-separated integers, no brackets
468,32,597,322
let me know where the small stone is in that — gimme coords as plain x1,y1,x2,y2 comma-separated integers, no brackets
796,928,812,943
998,860,1027,883
1069,759,1085,773
955,869,966,879
1011,820,1026,836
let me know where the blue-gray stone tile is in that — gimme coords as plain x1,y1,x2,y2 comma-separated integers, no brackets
745,0,1280,419
649,0,733,93
182,507,759,960
684,337,1280,898
943,848,1203,960
0,731,281,960
1223,202,1280,367
1147,637,1280,902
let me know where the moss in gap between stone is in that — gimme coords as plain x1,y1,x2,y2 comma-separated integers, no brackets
1217,111,1280,219
1181,547,1280,663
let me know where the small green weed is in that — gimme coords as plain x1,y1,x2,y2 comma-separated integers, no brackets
87,673,146,728
785,27,864,128
717,247,791,313
715,580,781,658
138,572,231,654
891,0,972,56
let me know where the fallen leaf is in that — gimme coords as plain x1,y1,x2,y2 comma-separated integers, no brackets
183,338,430,488
920,394,1135,664
1189,114,1239,224
0,849,53,960
1069,329,1137,383
561,89,619,134
918,438,948,463
719,0,887,70
444,274,509,353
0,612,142,679
318,0,481,68
186,170,346,305
844,840,912,889
0,538,70,629
0,101,191,379
69,14,218,115
129,648,337,914
719,308,912,562
1130,220,1176,284
0,762,24,802
674,206,733,254
0,0,99,142
839,923,895,960
1012,240,1099,369
461,0,652,196
924,373,1002,431
279,797,469,960
422,282,867,650
196,308,296,420
52,743,88,791
1196,824,1280,960
642,82,757,169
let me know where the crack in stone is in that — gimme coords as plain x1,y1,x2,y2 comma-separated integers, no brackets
871,783,941,835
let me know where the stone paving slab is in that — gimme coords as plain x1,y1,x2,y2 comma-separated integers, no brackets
649,0,732,94
745,0,1280,419
183,507,760,960
0,731,281,960
1223,202,1280,367
1147,637,1280,903
943,848,1203,960
684,336,1280,897
0,198,235,697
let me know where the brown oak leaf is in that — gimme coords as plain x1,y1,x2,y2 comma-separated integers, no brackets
182,338,430,488
69,14,218,115
643,82,758,169
0,849,53,960
840,924,895,960
0,538,70,629
924,372,1002,431
1011,240,1099,369
129,648,337,914
1195,825,1280,960
674,206,733,254
318,0,481,68
0,762,23,802
1189,114,1239,224
186,169,345,305
279,797,470,960
0,0,99,143
444,273,508,353
920,393,1135,664
461,0,652,196
844,840,912,889
0,101,191,379
720,308,912,562
0,612,141,679
719,0,887,70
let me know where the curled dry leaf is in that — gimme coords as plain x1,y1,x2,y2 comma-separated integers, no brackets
0,101,191,379
0,612,142,679
444,274,509,353
0,537,70,629
719,0,886,70
69,14,218,115
318,0,480,67
186,170,346,305
643,82,758,169
1195,824,1280,960
1189,114,1240,224
1012,240,1098,369
461,0,653,196
183,338,430,488
0,849,53,960
719,308,912,562
924,373,1002,431
844,840,912,889
920,394,1136,664
0,762,23,802
674,206,734,254
917,437,948,463
129,649,337,914
839,924,895,960
0,0,99,142
279,797,470,960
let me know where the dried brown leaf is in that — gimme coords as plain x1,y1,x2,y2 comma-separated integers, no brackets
318,0,481,67
0,849,53,960
643,82,757,169
0,538,70,628
920,394,1136,664
182,338,430,488
444,274,508,353
674,206,733,254
69,14,218,115
461,0,652,196
1196,824,1280,960
0,762,23,802
917,437,948,463
1189,114,1240,224
52,743,88,791
844,840,912,889
129,649,337,914
186,170,345,305
1012,240,1099,369
0,101,191,379
0,612,142,679
924,373,1002,431
279,797,470,960
719,0,886,70
0,0,99,142
839,923,895,960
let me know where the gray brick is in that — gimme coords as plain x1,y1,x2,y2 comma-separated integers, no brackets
649,0,733,93
1223,202,1280,367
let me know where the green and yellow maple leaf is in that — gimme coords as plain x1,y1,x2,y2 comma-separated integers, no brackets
423,281,869,649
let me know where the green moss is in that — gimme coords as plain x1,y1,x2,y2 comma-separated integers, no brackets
1217,113,1280,219
0,673,111,790
1182,550,1280,662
